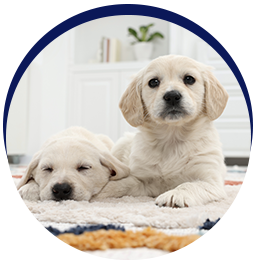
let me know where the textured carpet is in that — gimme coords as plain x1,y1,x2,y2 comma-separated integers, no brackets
23,184,241,229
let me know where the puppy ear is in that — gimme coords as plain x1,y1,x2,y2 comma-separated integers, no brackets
119,69,145,127
99,152,130,180
204,68,229,120
16,152,40,190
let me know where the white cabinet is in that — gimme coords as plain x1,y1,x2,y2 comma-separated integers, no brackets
67,62,146,142
68,71,120,140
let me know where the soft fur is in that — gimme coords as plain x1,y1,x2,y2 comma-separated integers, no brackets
95,55,229,208
17,127,130,201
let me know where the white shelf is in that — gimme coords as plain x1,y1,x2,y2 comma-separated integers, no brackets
70,60,151,72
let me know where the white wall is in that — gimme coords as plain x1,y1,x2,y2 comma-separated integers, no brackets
169,23,203,59
74,15,169,63
25,32,70,159
6,69,29,155
7,29,70,163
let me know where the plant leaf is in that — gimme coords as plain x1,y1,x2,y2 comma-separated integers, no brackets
139,26,147,34
139,26,147,41
139,24,154,34
145,23,154,30
128,28,141,41
147,32,164,42
140,24,154,41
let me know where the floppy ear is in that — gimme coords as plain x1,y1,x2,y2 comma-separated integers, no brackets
99,152,130,180
16,152,40,190
119,69,145,127
204,68,229,120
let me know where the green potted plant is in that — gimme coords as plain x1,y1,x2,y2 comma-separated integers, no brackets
128,24,164,61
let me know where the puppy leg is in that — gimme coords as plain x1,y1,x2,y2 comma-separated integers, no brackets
19,179,40,201
94,176,144,199
155,181,227,208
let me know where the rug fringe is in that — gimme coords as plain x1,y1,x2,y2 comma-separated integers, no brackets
57,227,200,252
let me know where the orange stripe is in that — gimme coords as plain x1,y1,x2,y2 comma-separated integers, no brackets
225,180,242,185
12,175,22,178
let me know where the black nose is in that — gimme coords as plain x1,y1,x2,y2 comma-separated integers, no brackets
163,91,182,106
52,183,72,200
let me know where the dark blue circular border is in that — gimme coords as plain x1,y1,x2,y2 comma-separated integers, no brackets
1,4,257,160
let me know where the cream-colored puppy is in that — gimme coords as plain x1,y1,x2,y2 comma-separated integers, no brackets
17,127,130,201
95,55,229,208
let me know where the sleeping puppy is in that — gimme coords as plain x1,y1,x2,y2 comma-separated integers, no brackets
95,54,229,208
17,127,130,201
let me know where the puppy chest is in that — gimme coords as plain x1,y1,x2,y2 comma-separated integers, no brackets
131,149,187,178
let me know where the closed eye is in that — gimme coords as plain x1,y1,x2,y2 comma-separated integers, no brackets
77,165,91,172
42,167,53,173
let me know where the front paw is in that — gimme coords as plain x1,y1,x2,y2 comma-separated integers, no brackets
19,184,40,201
155,189,189,208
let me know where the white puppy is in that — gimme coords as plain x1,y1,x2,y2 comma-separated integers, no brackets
95,55,229,208
17,127,130,201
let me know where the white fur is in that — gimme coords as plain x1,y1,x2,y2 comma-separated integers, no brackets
17,127,130,201
95,55,229,208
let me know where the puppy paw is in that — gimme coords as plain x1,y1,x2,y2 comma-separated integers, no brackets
19,183,40,201
155,189,190,208
155,181,226,208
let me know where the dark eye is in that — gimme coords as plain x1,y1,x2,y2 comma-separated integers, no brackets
183,75,195,85
148,78,160,88
77,166,91,172
43,167,53,173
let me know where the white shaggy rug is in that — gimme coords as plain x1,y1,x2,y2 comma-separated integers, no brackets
23,185,241,229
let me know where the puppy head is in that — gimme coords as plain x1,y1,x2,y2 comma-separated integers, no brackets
17,137,129,201
120,55,228,127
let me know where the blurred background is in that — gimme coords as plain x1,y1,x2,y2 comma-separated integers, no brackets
6,15,250,166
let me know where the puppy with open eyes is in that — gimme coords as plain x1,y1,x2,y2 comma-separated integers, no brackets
17,127,130,201
95,54,229,208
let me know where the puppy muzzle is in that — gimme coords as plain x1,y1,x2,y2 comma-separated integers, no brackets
163,90,182,106
52,183,72,200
